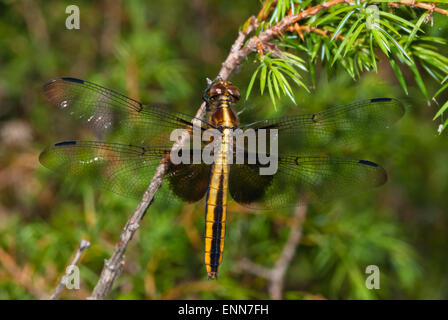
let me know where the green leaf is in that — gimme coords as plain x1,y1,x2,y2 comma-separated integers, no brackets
275,56,306,73
332,17,363,65
271,67,281,98
267,70,277,110
344,22,365,56
405,12,428,49
389,58,408,95
260,65,267,94
414,51,448,76
439,118,448,133
311,38,322,62
379,11,418,31
315,5,358,27
245,65,261,100
379,18,401,37
442,75,448,84
276,70,296,104
281,68,310,92
331,9,356,41
259,0,275,21
408,63,429,101
372,29,390,57
413,46,448,65
282,52,307,71
433,100,448,120
421,62,443,82
323,38,334,62
419,36,447,45
378,26,412,63
369,33,378,72
433,81,448,99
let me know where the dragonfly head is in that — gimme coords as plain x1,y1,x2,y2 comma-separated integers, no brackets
207,80,241,105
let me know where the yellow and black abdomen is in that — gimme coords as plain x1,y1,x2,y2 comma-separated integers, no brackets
204,127,231,279
204,164,228,279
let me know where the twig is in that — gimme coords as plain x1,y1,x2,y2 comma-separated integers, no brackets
219,16,259,79
387,1,448,16
88,156,171,299
269,203,307,299
237,203,307,300
287,24,346,40
49,239,91,300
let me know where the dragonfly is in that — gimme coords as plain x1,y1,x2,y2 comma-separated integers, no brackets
39,77,405,279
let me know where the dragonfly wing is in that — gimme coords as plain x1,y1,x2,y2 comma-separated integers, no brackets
43,77,212,147
241,98,405,152
229,155,387,209
39,140,210,202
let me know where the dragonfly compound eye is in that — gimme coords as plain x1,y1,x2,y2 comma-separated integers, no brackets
227,86,241,102
208,81,240,103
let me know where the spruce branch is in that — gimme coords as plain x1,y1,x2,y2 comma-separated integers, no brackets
243,0,448,132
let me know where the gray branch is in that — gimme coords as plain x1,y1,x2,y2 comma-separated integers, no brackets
49,239,90,300
237,202,307,300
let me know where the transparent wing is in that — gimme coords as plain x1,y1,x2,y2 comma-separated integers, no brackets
229,155,387,209
240,98,405,152
39,140,210,202
43,77,212,146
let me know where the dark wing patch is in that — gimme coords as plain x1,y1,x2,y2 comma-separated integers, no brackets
167,162,211,202
229,163,273,205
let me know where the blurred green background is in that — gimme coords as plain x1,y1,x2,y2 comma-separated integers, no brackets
1,0,447,299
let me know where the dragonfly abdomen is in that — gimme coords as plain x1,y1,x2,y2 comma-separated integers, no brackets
204,164,228,279
204,129,231,280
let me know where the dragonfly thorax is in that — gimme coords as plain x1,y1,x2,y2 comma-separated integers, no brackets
209,105,239,128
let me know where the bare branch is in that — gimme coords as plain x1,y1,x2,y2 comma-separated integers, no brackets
237,203,307,300
269,203,307,300
50,239,90,300
219,16,259,79
88,159,170,299
387,1,448,16
237,258,272,279
287,24,346,41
